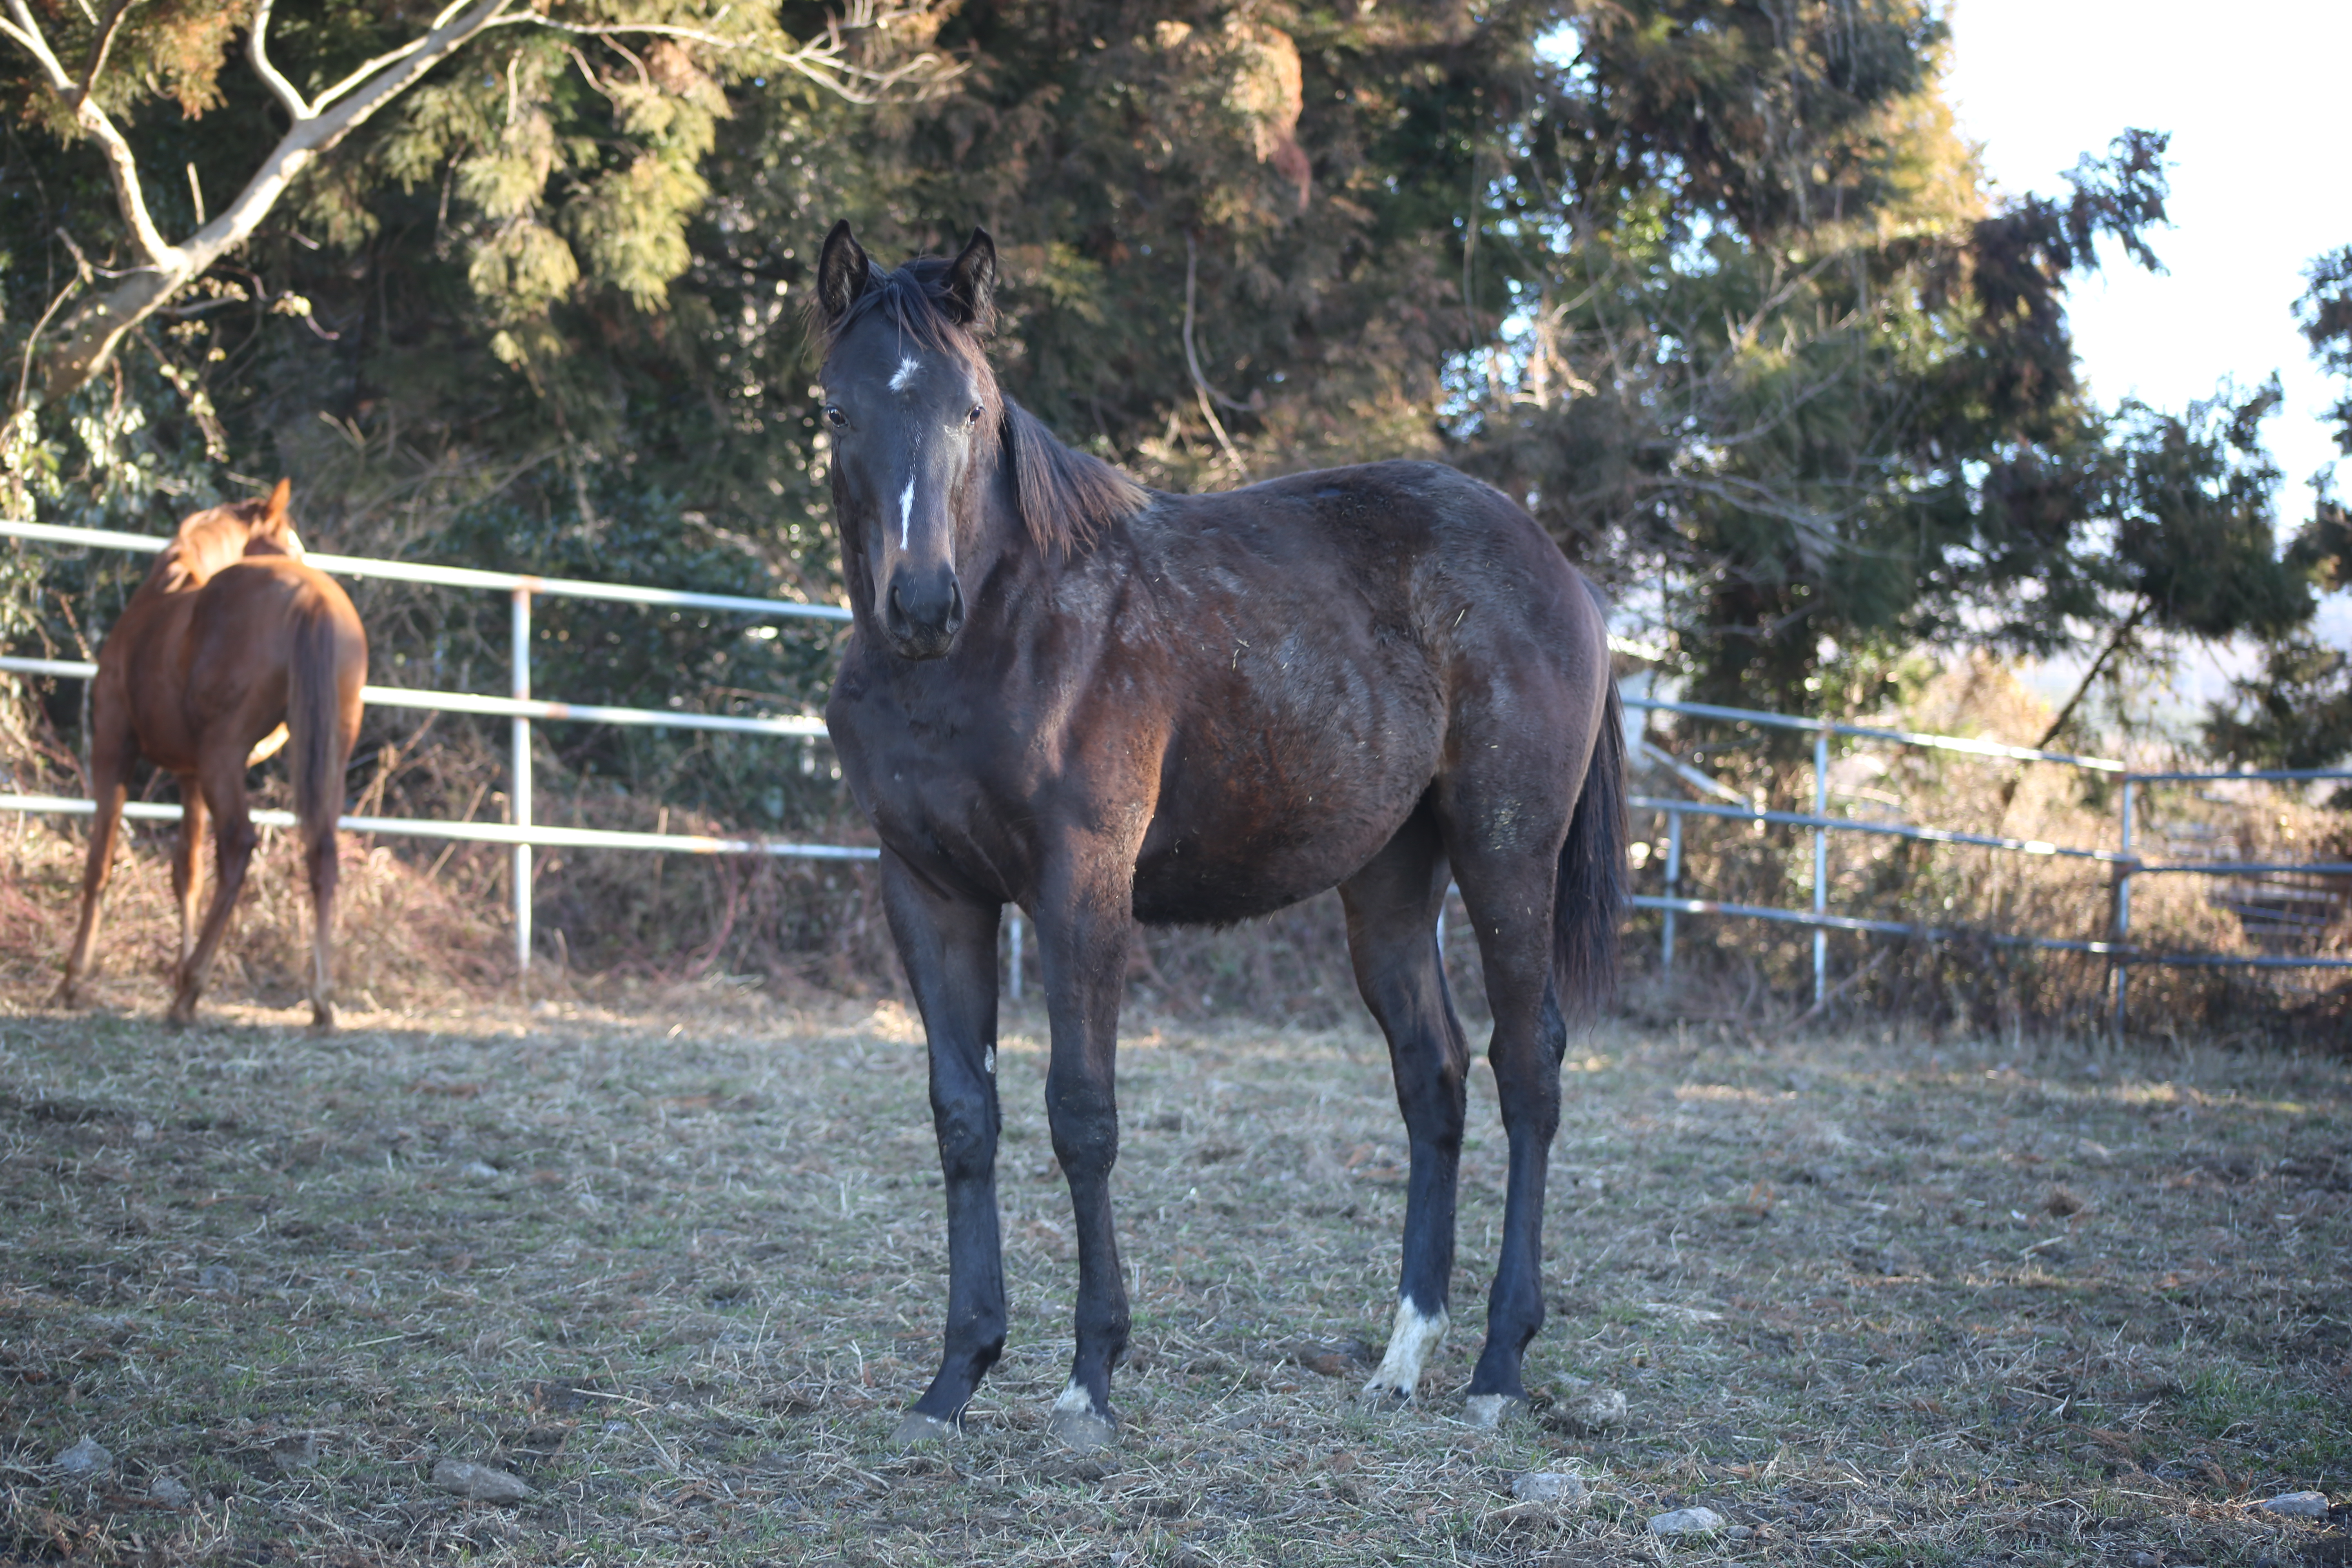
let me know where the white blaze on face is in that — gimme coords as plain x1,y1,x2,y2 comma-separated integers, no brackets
1363,1296,1450,1400
899,477,915,552
890,356,920,392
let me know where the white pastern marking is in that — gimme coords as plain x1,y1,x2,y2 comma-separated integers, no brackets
1053,1377,1097,1415
1363,1297,1450,1398
1463,1393,1513,1429
898,477,915,552
982,1047,995,1075
890,356,919,392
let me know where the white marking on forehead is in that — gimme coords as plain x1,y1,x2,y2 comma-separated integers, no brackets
1362,1297,1450,1401
890,356,920,392
899,477,915,552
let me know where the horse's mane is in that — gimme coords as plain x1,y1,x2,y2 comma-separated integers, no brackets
146,490,303,595
812,255,1149,553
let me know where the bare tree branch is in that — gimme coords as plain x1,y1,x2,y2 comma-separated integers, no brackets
248,0,316,120
74,0,133,102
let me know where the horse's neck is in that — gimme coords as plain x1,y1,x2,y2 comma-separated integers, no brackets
148,514,289,594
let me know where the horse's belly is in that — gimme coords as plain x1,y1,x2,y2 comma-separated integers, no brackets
1129,752,1434,926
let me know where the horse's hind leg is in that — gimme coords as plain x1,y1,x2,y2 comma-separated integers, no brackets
172,780,208,975
877,850,1006,1445
302,821,339,1030
1339,802,1470,1406
169,750,258,1030
56,695,138,1007
1439,734,1593,1424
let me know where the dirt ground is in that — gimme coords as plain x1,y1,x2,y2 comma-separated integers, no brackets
0,980,2345,1566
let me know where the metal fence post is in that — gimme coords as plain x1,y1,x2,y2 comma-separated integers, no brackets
1813,726,1829,1008
512,586,533,978
2112,778,2134,1035
1662,807,1682,971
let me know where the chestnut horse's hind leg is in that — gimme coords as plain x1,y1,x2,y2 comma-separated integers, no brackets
878,851,1006,1445
55,713,138,1008
1340,802,1471,1408
171,780,209,975
168,748,259,1030
301,822,339,1030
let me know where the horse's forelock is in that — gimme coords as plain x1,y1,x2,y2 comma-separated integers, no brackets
814,255,1148,554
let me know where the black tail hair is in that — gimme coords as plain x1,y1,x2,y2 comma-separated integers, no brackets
1555,676,1627,1018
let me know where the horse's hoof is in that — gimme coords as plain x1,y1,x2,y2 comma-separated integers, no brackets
1047,1404,1117,1453
1463,1393,1525,1430
163,1008,193,1033
1357,1379,1415,1411
891,1411,957,1447
309,1004,336,1034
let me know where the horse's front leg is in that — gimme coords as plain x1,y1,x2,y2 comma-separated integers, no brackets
879,851,1007,1446
1034,851,1134,1452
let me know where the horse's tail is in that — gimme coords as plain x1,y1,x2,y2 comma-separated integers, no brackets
1555,674,1627,1020
286,586,362,846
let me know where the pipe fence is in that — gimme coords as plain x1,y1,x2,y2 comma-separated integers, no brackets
1,518,874,980
6,518,2349,1025
1623,697,2352,1029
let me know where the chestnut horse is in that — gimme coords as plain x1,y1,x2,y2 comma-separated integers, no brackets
811,223,1626,1452
56,480,368,1029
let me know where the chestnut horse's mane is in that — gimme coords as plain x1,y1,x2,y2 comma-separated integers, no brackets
146,481,304,595
814,255,1150,553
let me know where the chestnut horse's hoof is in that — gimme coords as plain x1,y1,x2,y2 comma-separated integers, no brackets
891,1411,956,1447
50,981,82,1010
165,993,198,1032
308,1002,336,1034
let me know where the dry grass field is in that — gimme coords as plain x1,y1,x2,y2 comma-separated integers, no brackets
0,982,2345,1566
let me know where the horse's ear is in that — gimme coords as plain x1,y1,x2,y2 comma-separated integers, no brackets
942,228,997,332
816,220,873,328
265,477,291,522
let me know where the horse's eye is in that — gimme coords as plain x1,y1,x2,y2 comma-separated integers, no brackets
824,405,846,428
966,403,984,425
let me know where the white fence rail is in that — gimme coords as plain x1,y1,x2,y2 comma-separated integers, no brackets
1,519,874,978
7,517,2348,1024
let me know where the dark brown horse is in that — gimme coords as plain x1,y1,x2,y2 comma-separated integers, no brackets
813,223,1625,1452
56,480,368,1030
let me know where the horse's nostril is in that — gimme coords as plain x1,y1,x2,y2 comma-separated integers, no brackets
947,579,965,627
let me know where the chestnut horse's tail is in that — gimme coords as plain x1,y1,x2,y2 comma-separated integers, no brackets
1555,676,1626,1019
286,593,361,846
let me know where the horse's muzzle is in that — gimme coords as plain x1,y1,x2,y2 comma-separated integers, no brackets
884,566,965,660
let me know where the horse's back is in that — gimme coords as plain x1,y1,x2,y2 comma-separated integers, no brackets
1116,459,1606,924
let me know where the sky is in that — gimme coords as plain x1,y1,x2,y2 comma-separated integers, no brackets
1942,0,2352,709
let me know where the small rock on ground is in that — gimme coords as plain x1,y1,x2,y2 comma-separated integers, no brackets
147,1474,192,1507
54,1437,110,1477
430,1458,533,1503
274,1434,321,1470
1559,1386,1629,1433
2256,1491,2330,1517
196,1264,237,1294
1650,1506,1727,1537
1511,1471,1589,1504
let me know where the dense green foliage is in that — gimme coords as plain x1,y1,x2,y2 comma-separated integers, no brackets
5,0,2345,847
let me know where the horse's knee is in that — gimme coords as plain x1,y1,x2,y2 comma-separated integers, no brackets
931,1098,997,1184
1044,1079,1118,1177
